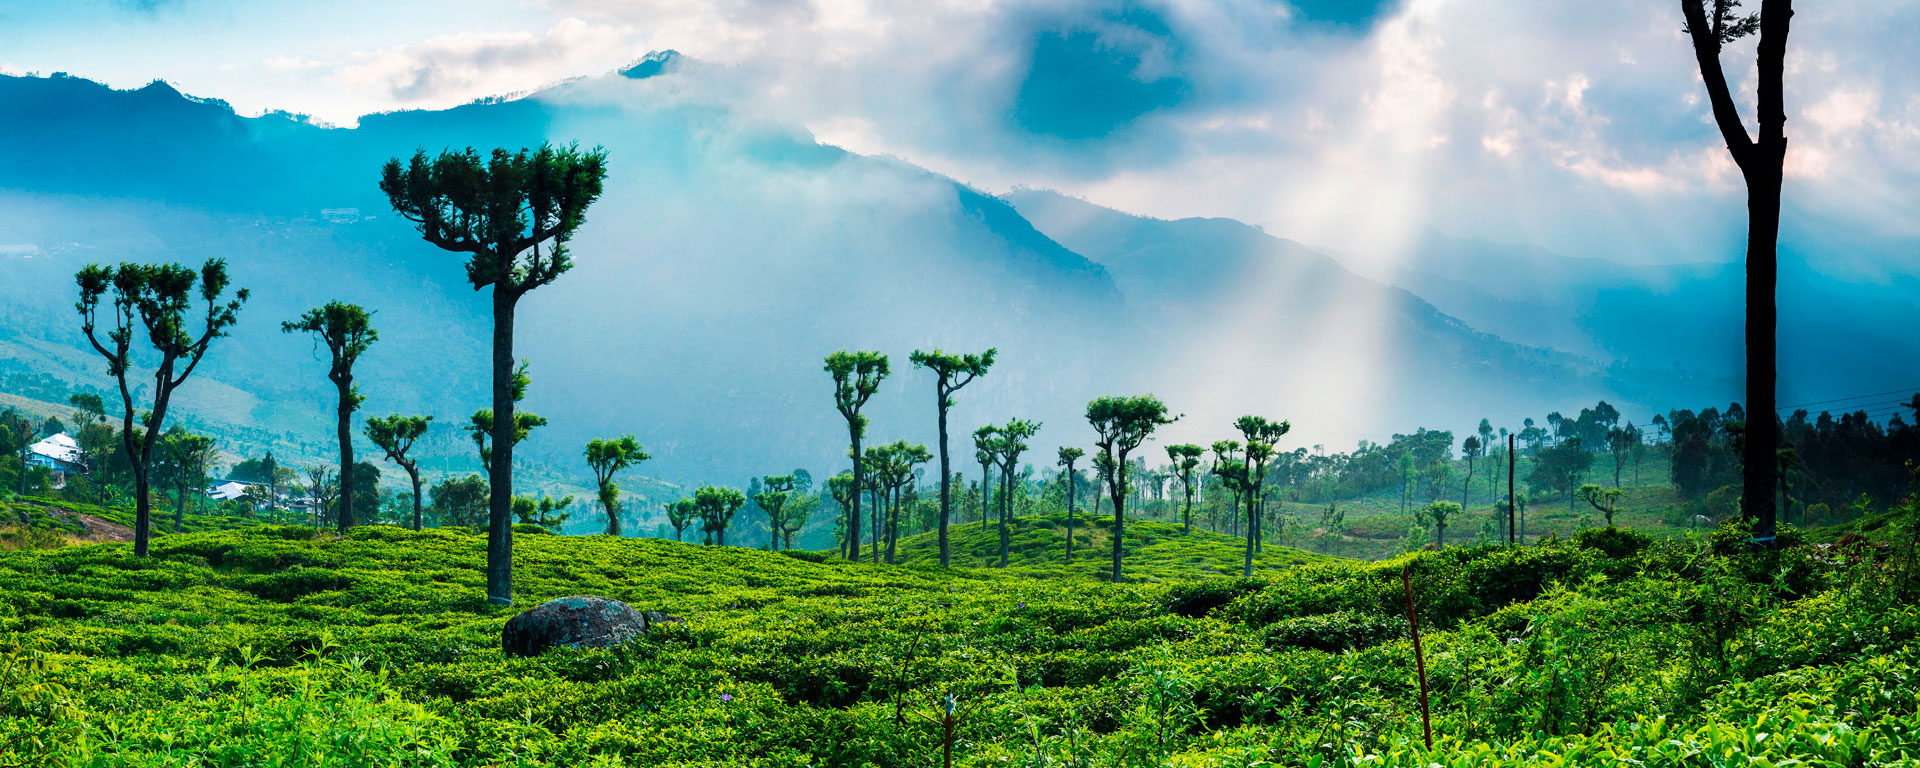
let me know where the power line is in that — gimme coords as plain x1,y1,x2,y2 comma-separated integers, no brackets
1781,398,1912,414
1777,388,1920,412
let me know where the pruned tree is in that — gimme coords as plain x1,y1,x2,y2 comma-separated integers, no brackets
909,347,997,568
1087,395,1177,583
584,435,650,536
366,415,433,531
75,259,248,556
282,301,378,533
1057,446,1084,560
1165,444,1204,534
1681,0,1791,538
304,465,339,528
754,474,795,550
989,420,1039,567
826,472,856,556
1417,501,1460,548
467,361,546,478
824,350,889,561
1225,416,1289,577
1462,435,1482,509
381,142,609,604
666,498,698,542
1577,483,1626,527
514,495,575,532
694,485,746,546
429,474,489,530
156,428,216,530
973,428,997,534
773,486,818,550
870,442,931,563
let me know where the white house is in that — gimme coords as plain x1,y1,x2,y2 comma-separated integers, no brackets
207,480,255,501
27,432,85,486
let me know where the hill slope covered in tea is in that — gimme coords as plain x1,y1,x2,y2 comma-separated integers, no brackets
3,521,1918,766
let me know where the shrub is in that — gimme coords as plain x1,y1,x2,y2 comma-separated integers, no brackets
1264,610,1403,652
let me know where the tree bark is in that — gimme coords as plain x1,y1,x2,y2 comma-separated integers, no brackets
936,386,952,566
1109,458,1128,583
1065,469,1075,561
336,378,355,532
486,291,517,604
848,428,863,562
407,464,423,531
1507,434,1517,545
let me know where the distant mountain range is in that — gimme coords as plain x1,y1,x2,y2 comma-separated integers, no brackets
2,62,1890,487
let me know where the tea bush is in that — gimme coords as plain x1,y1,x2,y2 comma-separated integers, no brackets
0,519,1915,767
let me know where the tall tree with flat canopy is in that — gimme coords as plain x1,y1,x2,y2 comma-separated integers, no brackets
584,436,650,536
366,415,433,531
826,472,856,556
156,428,216,530
1057,446,1084,560
1220,416,1289,577
1087,395,1177,583
282,301,377,533
1165,444,1203,533
909,347,996,567
381,143,608,604
1461,436,1482,509
990,420,1039,567
824,350,889,562
1682,0,1790,538
75,260,247,557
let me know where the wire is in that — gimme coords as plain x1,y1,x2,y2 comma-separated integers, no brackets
1777,388,1920,411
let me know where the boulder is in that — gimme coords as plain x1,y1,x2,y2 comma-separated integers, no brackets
501,596,682,657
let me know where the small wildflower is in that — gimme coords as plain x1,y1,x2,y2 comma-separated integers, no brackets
721,693,732,703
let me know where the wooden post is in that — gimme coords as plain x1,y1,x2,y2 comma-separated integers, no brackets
1402,563,1434,750
1507,433,1517,546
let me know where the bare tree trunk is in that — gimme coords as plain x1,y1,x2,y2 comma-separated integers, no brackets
486,292,517,604
336,378,355,533
936,387,952,566
407,465,423,531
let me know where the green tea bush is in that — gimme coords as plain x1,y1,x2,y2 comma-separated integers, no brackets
0,516,1914,767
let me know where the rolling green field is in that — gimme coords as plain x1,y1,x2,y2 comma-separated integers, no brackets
2,507,1918,766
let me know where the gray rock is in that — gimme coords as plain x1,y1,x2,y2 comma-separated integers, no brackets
501,596,681,657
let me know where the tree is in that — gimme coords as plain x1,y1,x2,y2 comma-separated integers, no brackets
694,485,746,546
430,474,489,530
75,259,248,556
1576,484,1625,527
1057,446,1085,560
513,495,575,532
1682,0,1790,538
1164,444,1203,534
824,350,889,562
1222,416,1289,577
1417,501,1460,548
990,420,1039,567
381,143,609,604
666,498,698,542
1530,438,1595,509
466,359,545,474
282,301,378,533
69,393,107,425
753,474,796,549
155,429,216,530
909,347,995,567
826,473,856,556
584,436,650,536
1086,395,1177,583
973,428,997,534
366,415,433,531
304,465,339,528
0,410,34,495
869,442,932,563
771,485,817,550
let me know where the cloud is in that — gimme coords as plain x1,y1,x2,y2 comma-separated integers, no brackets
334,17,638,106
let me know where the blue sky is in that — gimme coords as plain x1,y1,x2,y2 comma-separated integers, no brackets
2,0,1917,277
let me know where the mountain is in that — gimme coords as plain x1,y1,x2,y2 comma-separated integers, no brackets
1,66,1735,493
0,68,1123,489
1353,232,1920,408
1003,189,1731,441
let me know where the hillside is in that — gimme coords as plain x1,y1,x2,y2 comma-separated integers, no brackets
1,524,1915,765
888,512,1333,579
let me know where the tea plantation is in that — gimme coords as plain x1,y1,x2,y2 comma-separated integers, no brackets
2,518,1918,766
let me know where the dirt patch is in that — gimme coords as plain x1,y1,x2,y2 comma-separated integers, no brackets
72,513,135,543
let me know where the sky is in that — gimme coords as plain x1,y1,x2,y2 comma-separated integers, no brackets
2,0,1917,277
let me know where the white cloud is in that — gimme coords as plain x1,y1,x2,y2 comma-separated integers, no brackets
333,17,638,107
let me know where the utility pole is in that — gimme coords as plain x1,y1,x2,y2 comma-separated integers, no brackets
1507,433,1517,546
